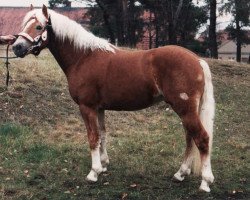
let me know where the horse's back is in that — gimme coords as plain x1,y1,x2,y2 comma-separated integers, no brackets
100,46,203,110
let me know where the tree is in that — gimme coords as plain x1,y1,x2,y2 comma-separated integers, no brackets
168,0,184,44
94,0,116,43
49,0,71,9
74,0,207,49
220,0,250,62
140,0,207,47
178,2,207,48
208,0,218,58
86,0,144,47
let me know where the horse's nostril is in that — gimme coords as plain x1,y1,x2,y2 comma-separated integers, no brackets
15,44,23,51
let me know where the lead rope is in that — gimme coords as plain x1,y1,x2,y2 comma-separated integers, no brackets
0,44,18,89
5,44,10,87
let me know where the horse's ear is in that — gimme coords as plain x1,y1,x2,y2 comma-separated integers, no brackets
42,4,48,19
30,4,34,10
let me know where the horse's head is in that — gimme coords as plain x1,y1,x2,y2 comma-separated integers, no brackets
13,5,51,58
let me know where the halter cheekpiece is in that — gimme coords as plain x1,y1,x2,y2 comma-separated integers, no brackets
18,16,52,55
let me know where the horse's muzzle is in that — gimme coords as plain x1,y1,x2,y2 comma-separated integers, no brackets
12,43,29,58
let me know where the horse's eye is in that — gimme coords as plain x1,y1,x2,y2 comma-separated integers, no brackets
36,25,43,30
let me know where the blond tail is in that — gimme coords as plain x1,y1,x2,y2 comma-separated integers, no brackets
191,59,215,175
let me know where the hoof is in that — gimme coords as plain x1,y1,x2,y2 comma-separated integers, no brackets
86,170,98,182
204,175,214,184
199,180,211,192
173,172,184,182
101,157,110,168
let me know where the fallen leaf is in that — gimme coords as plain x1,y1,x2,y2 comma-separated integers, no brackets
62,168,68,173
121,193,128,200
130,183,137,188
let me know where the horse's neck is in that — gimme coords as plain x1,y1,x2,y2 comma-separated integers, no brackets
48,34,87,74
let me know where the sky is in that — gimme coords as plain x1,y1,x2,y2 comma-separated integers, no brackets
0,0,232,33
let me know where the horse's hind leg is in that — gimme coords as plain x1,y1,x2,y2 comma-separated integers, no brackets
168,95,214,192
98,110,109,171
180,112,214,192
173,134,193,181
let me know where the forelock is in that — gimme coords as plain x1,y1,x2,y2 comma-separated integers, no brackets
22,9,47,28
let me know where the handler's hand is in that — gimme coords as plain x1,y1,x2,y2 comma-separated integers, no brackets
0,35,16,44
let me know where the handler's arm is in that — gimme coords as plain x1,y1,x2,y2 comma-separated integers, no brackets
0,35,16,45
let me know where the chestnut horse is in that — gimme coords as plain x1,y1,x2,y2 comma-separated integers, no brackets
13,5,215,192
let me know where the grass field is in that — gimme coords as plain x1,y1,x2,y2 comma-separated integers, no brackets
0,49,249,200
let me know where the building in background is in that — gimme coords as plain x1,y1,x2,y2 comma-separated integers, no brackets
218,40,250,63
199,30,250,63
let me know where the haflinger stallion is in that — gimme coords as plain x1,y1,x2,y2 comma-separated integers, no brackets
13,5,215,192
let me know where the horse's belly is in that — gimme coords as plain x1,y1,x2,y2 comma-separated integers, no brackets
101,92,164,111
103,101,154,111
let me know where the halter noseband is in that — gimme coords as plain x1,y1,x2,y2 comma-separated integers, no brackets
18,16,52,55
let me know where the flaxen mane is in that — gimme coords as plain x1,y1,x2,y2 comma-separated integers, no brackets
22,9,116,52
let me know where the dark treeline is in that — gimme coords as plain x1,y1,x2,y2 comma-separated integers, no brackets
50,0,250,62
87,0,207,52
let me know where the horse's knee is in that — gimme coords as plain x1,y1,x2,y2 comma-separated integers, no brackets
88,132,100,150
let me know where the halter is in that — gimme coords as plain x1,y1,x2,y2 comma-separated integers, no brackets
18,16,52,55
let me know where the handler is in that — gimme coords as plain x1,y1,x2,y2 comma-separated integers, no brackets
0,35,16,45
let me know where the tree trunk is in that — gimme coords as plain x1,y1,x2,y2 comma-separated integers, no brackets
96,0,115,44
179,1,191,46
154,1,160,47
235,0,241,62
236,21,241,62
209,0,218,58
167,1,175,44
115,0,128,45
127,0,136,47
149,11,153,49
168,23,177,45
173,0,184,28
122,0,128,45
168,0,183,45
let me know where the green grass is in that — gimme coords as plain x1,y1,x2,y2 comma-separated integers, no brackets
0,50,249,199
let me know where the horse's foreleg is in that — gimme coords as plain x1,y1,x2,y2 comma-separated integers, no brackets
173,134,193,181
98,110,109,171
79,105,103,182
